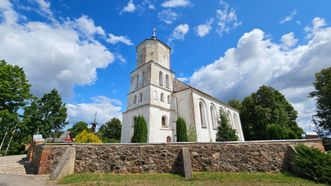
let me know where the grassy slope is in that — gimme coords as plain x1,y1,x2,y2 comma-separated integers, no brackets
59,172,325,186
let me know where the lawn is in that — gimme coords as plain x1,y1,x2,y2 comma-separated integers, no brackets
59,172,325,186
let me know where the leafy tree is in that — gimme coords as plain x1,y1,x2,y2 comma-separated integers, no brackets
131,115,147,143
310,67,331,137
216,110,238,141
228,99,242,111
240,85,303,140
97,118,121,143
176,117,188,142
0,60,31,155
266,123,285,140
74,130,102,143
69,121,88,138
23,89,67,138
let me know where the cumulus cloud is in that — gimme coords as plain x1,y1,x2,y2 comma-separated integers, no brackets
66,96,122,125
169,23,189,42
121,0,136,14
33,0,53,18
0,0,114,97
189,17,331,131
280,32,298,49
280,9,297,24
216,0,242,37
161,0,191,8
158,9,178,24
195,19,214,37
107,33,133,45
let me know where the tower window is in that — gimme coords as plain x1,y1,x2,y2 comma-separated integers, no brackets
133,95,137,104
161,116,167,127
167,95,170,104
153,90,158,100
159,71,163,86
139,93,143,102
165,74,169,89
161,93,164,102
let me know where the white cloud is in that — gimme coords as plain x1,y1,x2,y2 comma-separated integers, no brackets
72,15,105,37
121,0,136,14
216,1,242,37
0,0,114,97
280,32,298,49
169,23,189,42
107,33,133,45
189,17,331,131
280,9,297,24
195,19,214,38
66,96,122,125
158,9,178,24
161,0,191,8
33,0,52,18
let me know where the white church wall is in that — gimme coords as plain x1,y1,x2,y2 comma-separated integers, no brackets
148,106,175,142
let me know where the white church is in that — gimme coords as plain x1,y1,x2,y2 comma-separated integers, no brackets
120,33,245,143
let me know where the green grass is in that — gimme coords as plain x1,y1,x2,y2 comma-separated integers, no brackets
59,172,325,186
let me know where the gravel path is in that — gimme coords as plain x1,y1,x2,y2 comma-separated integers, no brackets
0,155,57,186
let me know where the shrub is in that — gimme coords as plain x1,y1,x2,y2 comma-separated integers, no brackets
176,117,188,142
266,123,285,139
216,110,238,141
294,144,331,184
131,115,148,143
285,128,299,139
74,130,102,143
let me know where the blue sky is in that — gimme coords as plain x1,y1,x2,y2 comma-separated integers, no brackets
1,0,331,132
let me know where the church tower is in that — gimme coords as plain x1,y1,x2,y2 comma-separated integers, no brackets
121,30,176,143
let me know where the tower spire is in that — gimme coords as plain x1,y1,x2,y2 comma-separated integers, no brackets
151,28,157,40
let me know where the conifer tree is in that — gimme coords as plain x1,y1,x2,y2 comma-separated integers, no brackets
176,117,188,142
216,110,238,141
131,115,148,143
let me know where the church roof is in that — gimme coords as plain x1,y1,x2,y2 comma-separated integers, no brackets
173,79,239,112
136,38,171,50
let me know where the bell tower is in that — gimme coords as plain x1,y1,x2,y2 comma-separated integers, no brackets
121,30,176,143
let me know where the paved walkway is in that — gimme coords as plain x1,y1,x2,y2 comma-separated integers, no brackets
0,155,57,186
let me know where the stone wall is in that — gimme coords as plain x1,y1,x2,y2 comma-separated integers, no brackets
32,139,324,175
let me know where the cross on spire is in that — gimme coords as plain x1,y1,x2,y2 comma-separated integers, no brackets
151,28,157,39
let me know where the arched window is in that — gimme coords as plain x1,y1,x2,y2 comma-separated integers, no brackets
199,101,207,128
138,71,144,86
167,95,170,104
166,136,171,143
161,115,167,127
219,107,225,126
135,74,139,89
227,111,233,128
159,71,163,86
153,90,158,100
133,95,137,104
233,114,240,133
139,93,143,102
165,74,169,88
161,93,164,102
210,105,217,129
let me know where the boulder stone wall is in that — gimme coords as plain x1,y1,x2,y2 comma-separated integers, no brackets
33,139,324,174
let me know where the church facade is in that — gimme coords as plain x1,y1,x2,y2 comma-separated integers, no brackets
121,35,245,143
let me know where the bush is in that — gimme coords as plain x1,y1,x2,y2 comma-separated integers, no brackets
294,144,331,184
131,115,148,143
285,128,299,139
266,123,285,139
216,110,238,141
176,117,188,142
74,130,102,143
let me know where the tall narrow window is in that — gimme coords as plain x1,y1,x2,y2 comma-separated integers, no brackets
138,71,144,87
165,74,169,88
227,111,233,128
161,116,167,127
139,93,143,102
161,93,164,102
199,101,206,128
167,95,170,104
159,71,163,86
210,106,217,129
135,74,139,89
133,95,137,104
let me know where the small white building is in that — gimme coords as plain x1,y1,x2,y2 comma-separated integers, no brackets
121,34,244,143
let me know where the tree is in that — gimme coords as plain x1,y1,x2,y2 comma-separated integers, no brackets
228,99,242,111
0,60,31,155
69,121,88,138
131,115,148,143
23,89,67,138
216,110,238,141
176,117,188,142
266,123,285,140
97,118,121,143
310,67,331,137
74,130,102,143
240,85,303,140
